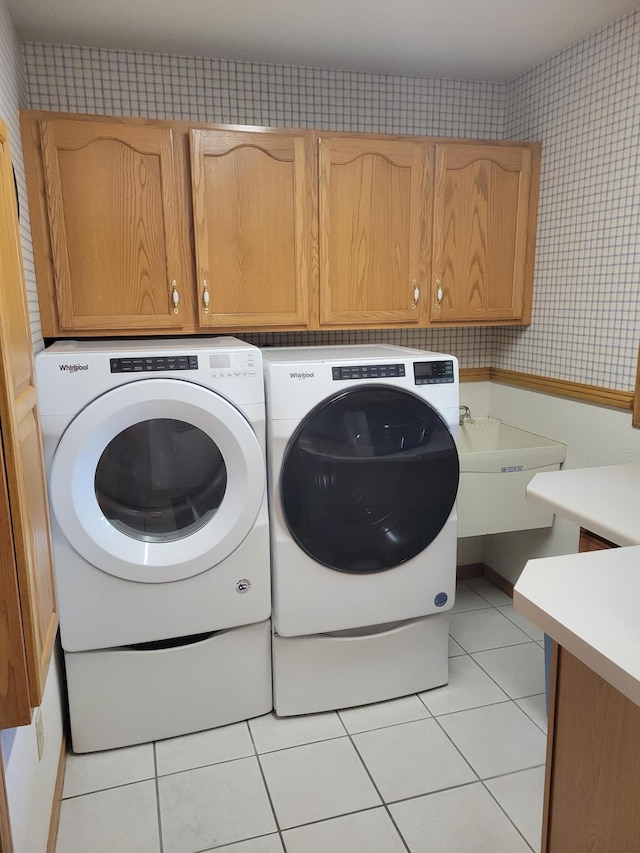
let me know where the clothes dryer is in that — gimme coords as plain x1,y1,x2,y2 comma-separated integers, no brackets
36,338,272,750
263,344,459,715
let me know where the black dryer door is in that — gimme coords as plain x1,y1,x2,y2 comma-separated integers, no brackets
280,385,459,573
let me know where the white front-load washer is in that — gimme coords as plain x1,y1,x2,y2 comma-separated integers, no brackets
263,344,460,715
36,338,272,751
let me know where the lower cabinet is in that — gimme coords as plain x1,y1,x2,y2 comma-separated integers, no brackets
543,644,640,852
541,528,634,852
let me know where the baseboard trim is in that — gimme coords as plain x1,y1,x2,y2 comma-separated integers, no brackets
482,565,515,598
457,563,515,598
456,563,484,580
47,734,66,853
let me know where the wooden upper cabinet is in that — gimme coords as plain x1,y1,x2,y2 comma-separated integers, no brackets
431,143,540,324
319,137,430,326
0,121,57,728
190,129,315,329
38,118,188,331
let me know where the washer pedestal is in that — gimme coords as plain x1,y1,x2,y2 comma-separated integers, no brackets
272,613,449,717
65,620,272,752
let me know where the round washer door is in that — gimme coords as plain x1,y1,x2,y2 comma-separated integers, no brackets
281,385,459,573
50,378,265,582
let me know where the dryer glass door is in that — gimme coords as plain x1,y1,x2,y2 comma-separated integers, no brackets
95,418,227,541
50,378,265,582
281,386,459,573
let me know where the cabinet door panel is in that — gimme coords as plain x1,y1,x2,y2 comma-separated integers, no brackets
320,138,429,326
40,119,185,330
0,121,57,721
191,130,313,328
432,143,534,323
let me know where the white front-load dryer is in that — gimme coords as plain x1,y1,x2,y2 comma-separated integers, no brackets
263,344,460,715
36,338,272,750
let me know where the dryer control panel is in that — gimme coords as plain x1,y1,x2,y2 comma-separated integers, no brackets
110,355,198,373
413,360,455,385
332,363,406,381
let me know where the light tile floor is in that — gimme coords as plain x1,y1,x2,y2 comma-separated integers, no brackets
55,579,547,853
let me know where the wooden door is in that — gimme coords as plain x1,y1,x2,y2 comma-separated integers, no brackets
431,143,537,323
39,118,187,331
0,121,57,723
319,137,430,326
190,129,314,329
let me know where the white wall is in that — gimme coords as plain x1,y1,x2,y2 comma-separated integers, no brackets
482,384,640,584
0,0,65,850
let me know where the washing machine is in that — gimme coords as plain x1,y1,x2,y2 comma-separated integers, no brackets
36,338,272,751
263,344,460,715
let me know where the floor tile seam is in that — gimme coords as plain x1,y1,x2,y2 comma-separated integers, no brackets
189,831,282,853
482,762,546,784
452,639,537,654
252,732,351,757
480,777,538,853
153,741,165,853
468,643,543,700
340,707,436,737
247,722,287,849
155,749,258,779
268,803,409,845
514,699,548,734
384,777,483,808
459,582,512,608
61,775,157,801
429,697,513,720
427,711,483,785
496,605,544,641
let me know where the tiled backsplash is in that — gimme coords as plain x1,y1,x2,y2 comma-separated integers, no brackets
19,8,640,389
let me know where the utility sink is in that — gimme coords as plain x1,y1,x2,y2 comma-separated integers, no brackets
456,418,566,537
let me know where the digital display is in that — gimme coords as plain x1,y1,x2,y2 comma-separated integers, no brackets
414,362,434,378
209,354,231,369
413,360,454,385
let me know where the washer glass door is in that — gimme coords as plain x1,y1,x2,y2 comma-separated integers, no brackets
281,386,459,573
50,378,265,582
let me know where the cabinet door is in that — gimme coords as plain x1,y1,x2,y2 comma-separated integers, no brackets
40,118,187,331
431,144,536,323
319,137,430,326
190,129,314,328
0,121,57,725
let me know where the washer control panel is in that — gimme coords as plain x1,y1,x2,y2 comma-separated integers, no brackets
110,355,198,373
332,363,406,381
413,360,455,385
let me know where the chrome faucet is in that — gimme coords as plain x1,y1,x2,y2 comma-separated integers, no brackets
459,405,471,426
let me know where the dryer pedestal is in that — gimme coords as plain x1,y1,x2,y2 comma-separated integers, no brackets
272,613,449,717
65,620,272,752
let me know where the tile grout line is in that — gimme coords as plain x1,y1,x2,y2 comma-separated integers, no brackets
246,719,289,852
481,778,538,853
153,741,165,853
341,724,413,853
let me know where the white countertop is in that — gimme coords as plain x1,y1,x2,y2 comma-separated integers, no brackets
514,545,640,707
525,462,640,546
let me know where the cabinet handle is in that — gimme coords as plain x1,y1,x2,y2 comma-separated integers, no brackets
435,279,443,309
202,280,210,314
171,281,179,314
411,280,420,310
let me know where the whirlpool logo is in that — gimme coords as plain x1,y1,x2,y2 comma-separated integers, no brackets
289,371,315,380
59,363,89,373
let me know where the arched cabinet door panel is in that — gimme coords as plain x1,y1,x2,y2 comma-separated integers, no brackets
190,128,314,329
281,386,459,573
319,136,431,327
39,118,189,331
431,142,539,324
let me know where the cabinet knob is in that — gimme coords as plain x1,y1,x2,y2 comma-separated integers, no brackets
411,280,420,310
171,281,179,314
202,280,210,314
